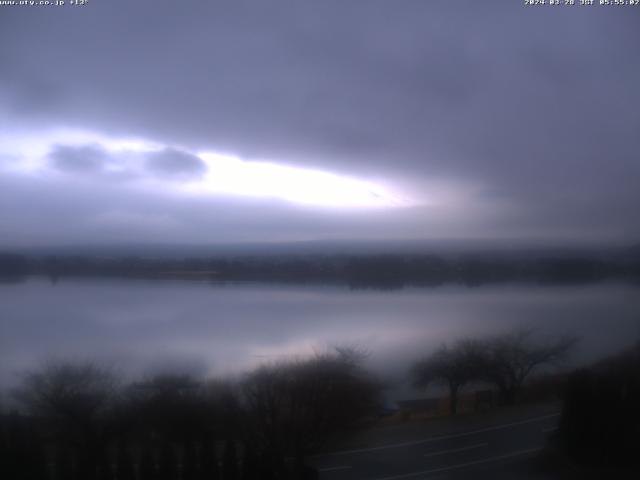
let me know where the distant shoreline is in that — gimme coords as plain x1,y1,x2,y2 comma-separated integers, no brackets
2,250,639,289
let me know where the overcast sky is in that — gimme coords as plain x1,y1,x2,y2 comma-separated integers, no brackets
1,0,638,247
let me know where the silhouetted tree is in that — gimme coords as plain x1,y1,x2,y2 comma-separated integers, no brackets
242,347,381,472
480,328,576,405
14,361,118,479
126,373,214,445
16,361,117,418
411,340,482,415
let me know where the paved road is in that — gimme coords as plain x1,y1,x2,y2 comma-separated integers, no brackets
310,412,560,480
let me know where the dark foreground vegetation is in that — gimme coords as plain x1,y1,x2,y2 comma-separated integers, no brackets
2,331,638,478
1,245,640,287
555,342,640,474
0,348,381,480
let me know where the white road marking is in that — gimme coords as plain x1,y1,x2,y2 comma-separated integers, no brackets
373,447,542,480
314,413,559,457
423,443,487,458
318,465,352,472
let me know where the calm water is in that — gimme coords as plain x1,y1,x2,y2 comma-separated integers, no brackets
1,277,639,396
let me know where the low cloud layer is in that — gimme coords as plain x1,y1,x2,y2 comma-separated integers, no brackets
0,1,638,246
48,144,108,174
145,148,207,179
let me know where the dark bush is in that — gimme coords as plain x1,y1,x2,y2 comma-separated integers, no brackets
558,343,640,469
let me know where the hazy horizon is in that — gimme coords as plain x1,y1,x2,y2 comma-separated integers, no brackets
4,237,640,258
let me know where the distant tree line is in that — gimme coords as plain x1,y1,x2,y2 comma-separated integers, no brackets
0,254,29,280
2,250,640,287
0,348,382,480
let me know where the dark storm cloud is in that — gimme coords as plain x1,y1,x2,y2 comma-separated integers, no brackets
48,144,108,174
0,0,639,244
145,148,207,179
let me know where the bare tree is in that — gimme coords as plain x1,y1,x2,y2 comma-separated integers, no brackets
15,361,117,426
14,361,118,479
480,328,576,405
242,348,381,472
124,373,239,446
411,339,482,415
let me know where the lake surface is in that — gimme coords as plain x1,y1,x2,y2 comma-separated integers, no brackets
1,277,639,398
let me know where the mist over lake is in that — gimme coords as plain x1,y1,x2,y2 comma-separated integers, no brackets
2,278,638,397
